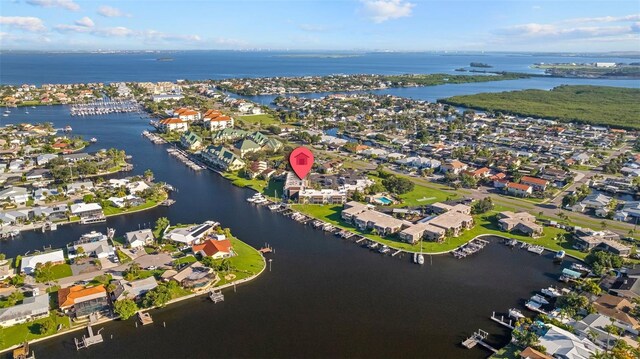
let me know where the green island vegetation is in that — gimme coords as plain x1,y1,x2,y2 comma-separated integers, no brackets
440,85,640,129
380,72,529,86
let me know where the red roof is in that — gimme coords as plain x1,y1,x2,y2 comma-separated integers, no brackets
160,118,185,124
192,239,232,257
507,182,531,191
491,172,506,180
521,176,549,186
52,142,69,148
445,160,466,169
471,167,490,176
210,115,231,122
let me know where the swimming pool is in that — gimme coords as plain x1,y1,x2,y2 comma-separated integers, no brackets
377,196,392,205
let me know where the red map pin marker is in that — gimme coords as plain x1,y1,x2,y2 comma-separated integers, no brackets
289,146,314,179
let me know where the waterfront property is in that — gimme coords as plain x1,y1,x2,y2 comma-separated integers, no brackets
497,211,543,237
192,238,233,259
201,145,245,171
57,285,109,319
20,250,65,274
125,228,155,248
112,277,159,301
0,294,49,327
170,261,219,292
573,228,631,256
164,221,218,245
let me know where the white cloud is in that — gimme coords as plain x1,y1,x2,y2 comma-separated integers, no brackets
26,0,80,11
361,0,415,23
97,5,131,18
497,14,640,41
74,16,94,28
562,14,640,24
0,16,46,32
53,21,202,43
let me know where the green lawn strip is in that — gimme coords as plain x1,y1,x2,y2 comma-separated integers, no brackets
115,248,132,264
237,114,278,126
214,237,265,287
368,173,460,207
0,312,71,350
490,343,522,359
102,197,164,217
293,204,579,257
172,255,197,266
111,236,126,246
221,172,283,199
48,264,72,280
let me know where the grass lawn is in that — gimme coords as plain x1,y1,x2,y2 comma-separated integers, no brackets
238,114,279,127
490,343,522,359
115,249,132,264
222,172,284,199
111,236,126,246
214,236,265,286
173,255,197,267
103,198,163,216
137,269,165,280
368,173,459,208
292,204,582,258
48,264,72,280
0,312,71,350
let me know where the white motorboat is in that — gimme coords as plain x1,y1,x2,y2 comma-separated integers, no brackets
379,245,390,254
417,254,425,265
508,308,525,319
90,137,98,143
525,301,543,312
541,287,562,298
531,294,550,305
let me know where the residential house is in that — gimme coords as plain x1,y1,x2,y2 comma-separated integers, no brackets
518,347,552,359
297,188,347,205
165,221,217,245
497,211,543,237
506,182,533,197
212,128,248,143
537,324,599,359
192,239,233,259
573,228,631,256
201,145,245,171
572,152,591,165
521,176,549,191
125,229,155,248
236,139,261,157
206,115,234,131
66,181,94,194
581,193,611,210
0,186,29,205
180,131,203,151
440,160,468,174
158,118,188,133
57,285,109,318
36,153,58,166
341,201,370,222
0,294,49,327
171,262,219,292
70,203,104,221
609,273,640,299
352,210,406,236
20,249,65,274
112,277,158,301
593,294,639,333
173,108,200,122
573,313,638,350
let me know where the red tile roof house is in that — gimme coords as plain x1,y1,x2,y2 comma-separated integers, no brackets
192,239,233,259
506,182,533,197
468,167,491,178
158,118,188,133
520,176,550,191
440,160,468,175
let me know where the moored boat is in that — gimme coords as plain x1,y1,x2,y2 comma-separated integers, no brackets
90,137,98,143
541,286,562,298
554,250,565,262
508,308,524,319
531,294,550,305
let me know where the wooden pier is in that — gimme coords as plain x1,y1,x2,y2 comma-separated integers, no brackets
138,311,153,325
74,325,104,350
490,312,514,329
461,329,498,353
391,250,402,257
209,290,224,303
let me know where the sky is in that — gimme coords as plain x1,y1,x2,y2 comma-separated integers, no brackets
0,0,639,52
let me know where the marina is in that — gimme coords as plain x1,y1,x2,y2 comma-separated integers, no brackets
70,100,141,116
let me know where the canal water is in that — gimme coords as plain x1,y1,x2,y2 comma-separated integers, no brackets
0,107,575,358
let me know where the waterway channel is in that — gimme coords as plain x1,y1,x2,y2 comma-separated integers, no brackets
0,106,577,358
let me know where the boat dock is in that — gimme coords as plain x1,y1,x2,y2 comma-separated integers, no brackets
142,130,167,144
138,311,153,325
490,312,514,329
209,290,224,303
452,238,489,259
74,324,104,350
166,148,206,171
461,329,498,353
70,100,141,116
